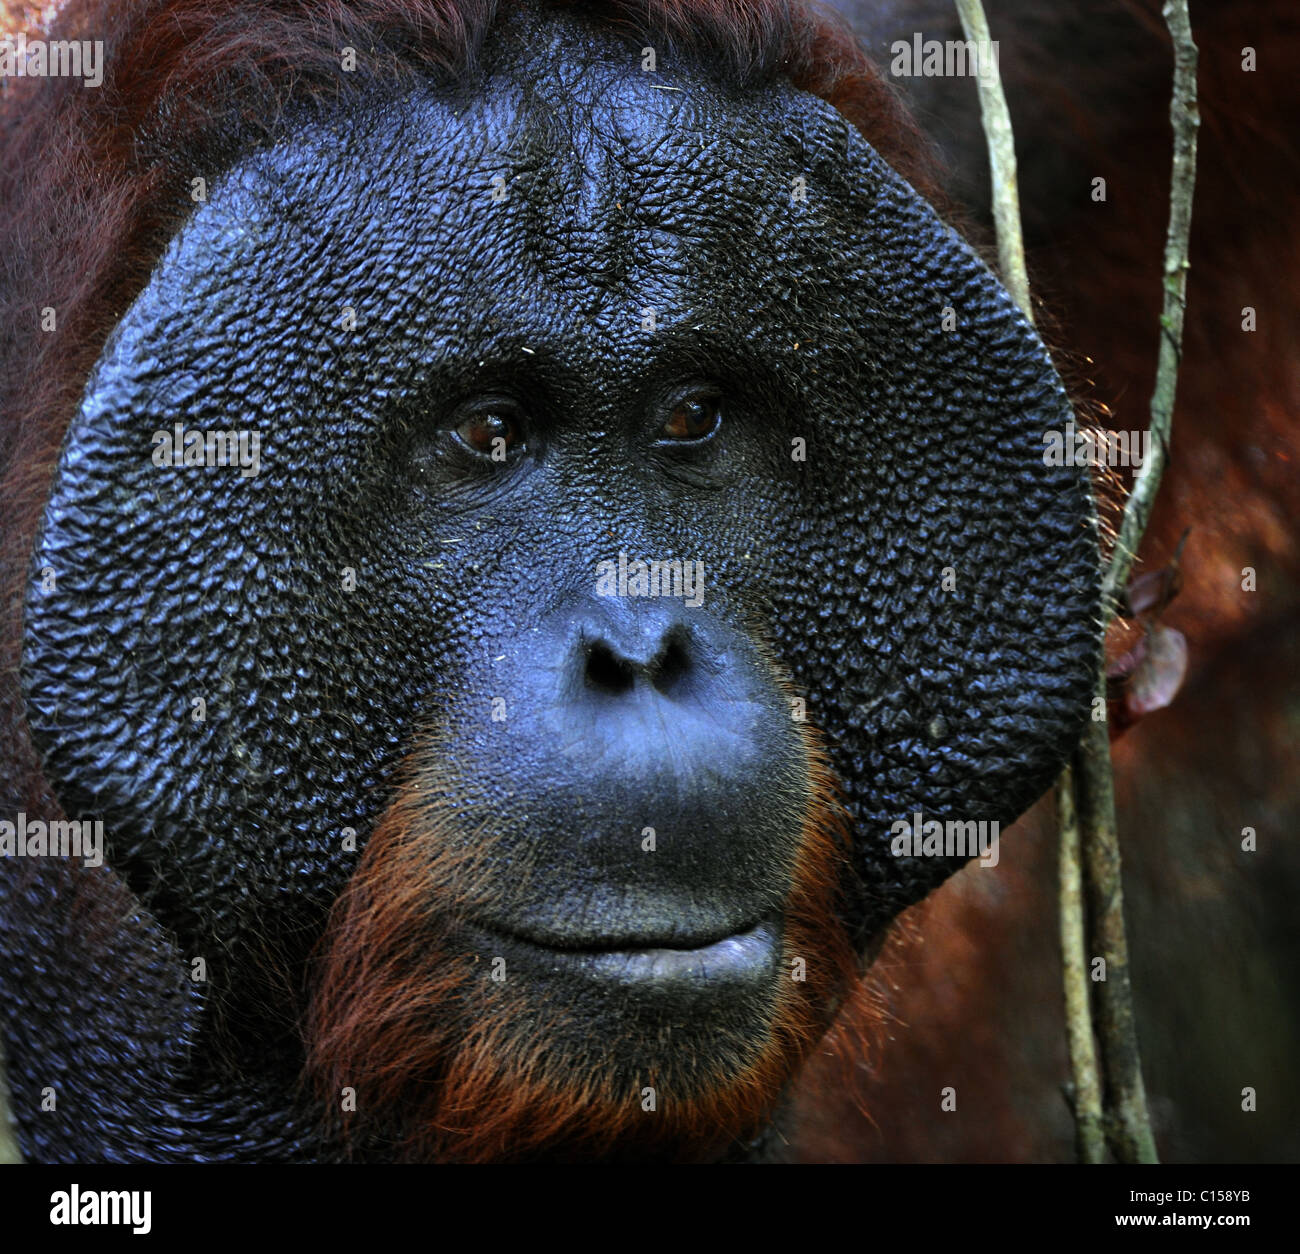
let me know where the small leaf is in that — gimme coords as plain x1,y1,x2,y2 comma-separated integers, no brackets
1124,623,1188,718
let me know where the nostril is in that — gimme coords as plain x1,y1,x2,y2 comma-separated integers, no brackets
584,639,636,695
582,628,695,697
648,627,692,695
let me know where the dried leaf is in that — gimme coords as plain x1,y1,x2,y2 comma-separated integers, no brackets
1124,623,1188,718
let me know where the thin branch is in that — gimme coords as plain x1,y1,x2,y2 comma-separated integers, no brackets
1075,689,1158,1163
1080,0,1199,1166
1057,766,1106,1163
1102,1,1201,616
955,0,1032,319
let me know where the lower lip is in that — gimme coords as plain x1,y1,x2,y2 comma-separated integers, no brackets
466,921,780,986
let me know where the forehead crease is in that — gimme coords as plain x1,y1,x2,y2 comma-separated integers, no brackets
182,68,848,360
494,84,822,314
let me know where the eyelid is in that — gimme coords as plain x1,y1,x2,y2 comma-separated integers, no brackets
446,395,523,426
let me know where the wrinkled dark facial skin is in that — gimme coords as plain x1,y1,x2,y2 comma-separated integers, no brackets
10,5,1099,1161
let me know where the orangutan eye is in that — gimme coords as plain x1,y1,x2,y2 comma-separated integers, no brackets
452,409,523,459
662,395,721,442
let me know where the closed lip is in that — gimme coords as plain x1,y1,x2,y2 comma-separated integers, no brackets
462,918,780,984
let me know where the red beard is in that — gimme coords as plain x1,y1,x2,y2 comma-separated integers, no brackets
303,727,861,1163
